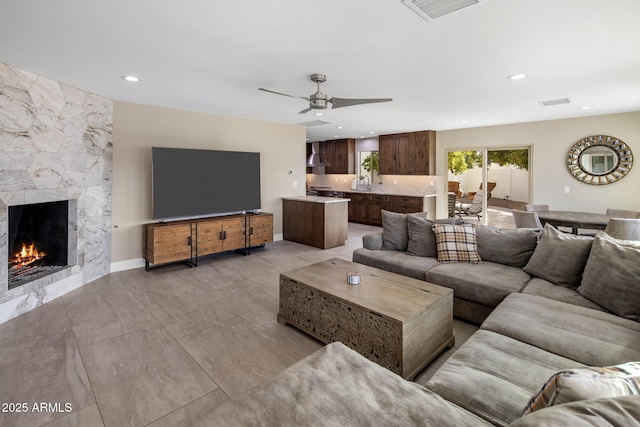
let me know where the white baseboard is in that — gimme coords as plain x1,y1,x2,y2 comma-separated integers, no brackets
110,258,146,273
111,234,280,273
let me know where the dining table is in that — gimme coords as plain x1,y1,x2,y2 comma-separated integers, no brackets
536,210,611,235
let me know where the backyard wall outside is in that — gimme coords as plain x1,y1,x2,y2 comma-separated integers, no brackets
111,101,305,268
436,112,640,217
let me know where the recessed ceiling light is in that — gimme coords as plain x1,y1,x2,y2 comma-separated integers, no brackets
369,131,376,134
360,136,366,139
578,106,593,110
459,120,468,124
315,112,324,116
122,75,141,82
508,74,528,80
334,135,339,138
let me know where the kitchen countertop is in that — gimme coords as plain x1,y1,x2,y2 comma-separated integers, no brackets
282,196,351,204
321,189,437,198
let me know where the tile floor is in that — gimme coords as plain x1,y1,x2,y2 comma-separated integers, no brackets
0,216,515,427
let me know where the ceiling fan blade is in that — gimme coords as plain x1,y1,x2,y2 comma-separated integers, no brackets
329,97,393,109
298,107,313,114
258,88,298,98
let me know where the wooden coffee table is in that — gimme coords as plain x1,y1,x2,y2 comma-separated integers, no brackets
278,258,454,380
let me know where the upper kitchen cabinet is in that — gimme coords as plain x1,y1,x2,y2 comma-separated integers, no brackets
324,138,355,174
306,142,313,173
379,130,436,175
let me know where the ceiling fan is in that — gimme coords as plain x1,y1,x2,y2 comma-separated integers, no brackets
259,73,392,114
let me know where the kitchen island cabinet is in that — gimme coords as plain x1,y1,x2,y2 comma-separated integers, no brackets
282,196,350,249
343,192,436,226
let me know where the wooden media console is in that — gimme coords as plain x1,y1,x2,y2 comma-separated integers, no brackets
144,212,273,270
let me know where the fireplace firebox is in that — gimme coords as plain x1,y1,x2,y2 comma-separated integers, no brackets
8,201,69,290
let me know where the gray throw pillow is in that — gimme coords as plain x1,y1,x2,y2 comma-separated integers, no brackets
523,224,593,288
407,217,463,257
381,210,427,251
476,225,540,268
407,215,437,257
577,232,640,321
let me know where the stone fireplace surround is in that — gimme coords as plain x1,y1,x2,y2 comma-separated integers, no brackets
0,63,113,324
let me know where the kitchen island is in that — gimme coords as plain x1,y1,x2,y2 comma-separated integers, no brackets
282,196,350,249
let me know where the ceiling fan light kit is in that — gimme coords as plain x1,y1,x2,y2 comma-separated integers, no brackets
259,73,392,114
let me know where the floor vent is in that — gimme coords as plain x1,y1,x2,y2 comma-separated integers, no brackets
539,98,572,107
401,0,483,22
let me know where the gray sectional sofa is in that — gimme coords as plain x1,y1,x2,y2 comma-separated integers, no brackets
210,215,640,426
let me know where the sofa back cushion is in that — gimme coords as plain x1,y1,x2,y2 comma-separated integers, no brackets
476,225,540,268
577,232,640,321
523,224,593,288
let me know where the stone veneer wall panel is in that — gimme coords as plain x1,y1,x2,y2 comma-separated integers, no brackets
0,62,112,324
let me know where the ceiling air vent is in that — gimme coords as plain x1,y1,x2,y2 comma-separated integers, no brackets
539,98,572,107
295,119,333,127
401,0,484,22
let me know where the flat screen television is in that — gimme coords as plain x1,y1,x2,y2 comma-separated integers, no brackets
152,147,261,220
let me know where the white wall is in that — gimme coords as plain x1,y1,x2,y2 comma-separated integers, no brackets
111,101,305,265
436,112,640,216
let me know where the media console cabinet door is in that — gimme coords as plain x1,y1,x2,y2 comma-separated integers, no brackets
222,217,247,251
145,223,192,264
196,220,224,256
249,214,274,245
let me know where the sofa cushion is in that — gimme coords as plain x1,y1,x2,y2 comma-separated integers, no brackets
521,278,607,312
425,330,585,427
523,224,593,288
482,293,640,366
476,225,539,268
211,342,492,427
424,261,530,307
381,210,427,251
433,224,481,263
522,362,640,415
407,215,437,257
353,248,440,280
577,232,640,321
510,396,640,427
406,217,465,257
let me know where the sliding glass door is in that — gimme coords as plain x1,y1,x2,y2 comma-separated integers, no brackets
447,147,530,226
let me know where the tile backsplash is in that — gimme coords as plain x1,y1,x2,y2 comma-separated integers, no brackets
307,174,439,196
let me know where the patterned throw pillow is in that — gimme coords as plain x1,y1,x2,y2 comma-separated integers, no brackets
522,362,640,416
432,224,481,263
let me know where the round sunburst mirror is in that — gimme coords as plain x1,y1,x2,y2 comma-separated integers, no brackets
567,135,633,185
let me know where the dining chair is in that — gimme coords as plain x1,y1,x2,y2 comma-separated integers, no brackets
604,218,640,240
512,210,543,229
523,204,549,212
605,208,640,219
447,192,457,218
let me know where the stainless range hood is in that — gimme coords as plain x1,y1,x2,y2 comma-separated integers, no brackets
306,142,325,167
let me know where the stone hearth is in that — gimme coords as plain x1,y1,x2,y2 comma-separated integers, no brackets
0,62,113,324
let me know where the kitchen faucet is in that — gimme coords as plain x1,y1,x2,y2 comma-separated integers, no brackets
362,175,371,191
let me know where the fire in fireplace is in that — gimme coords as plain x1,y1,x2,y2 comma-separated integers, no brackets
8,200,69,290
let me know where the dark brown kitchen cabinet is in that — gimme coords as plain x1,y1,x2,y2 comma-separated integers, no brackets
389,196,424,214
324,138,355,174
378,130,436,175
369,194,390,225
347,192,369,223
306,143,313,173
